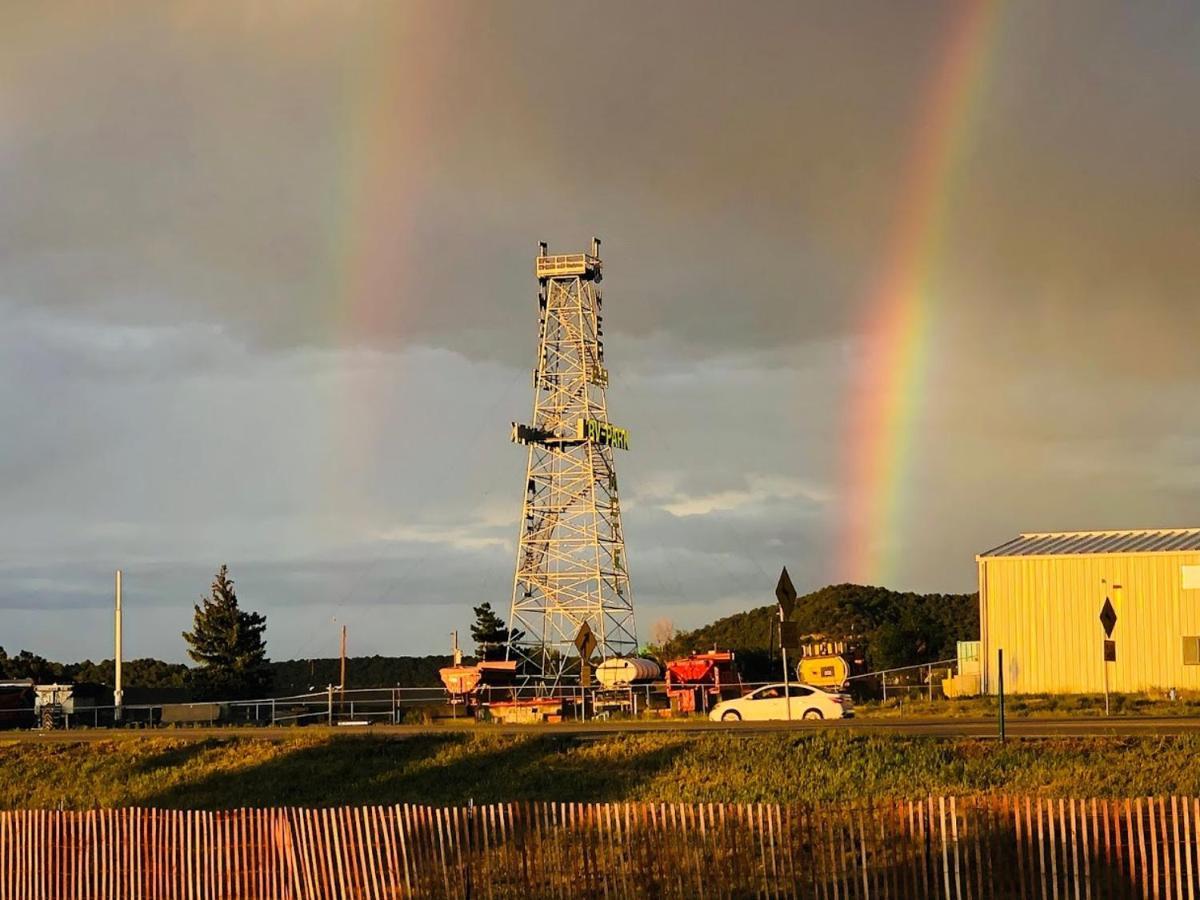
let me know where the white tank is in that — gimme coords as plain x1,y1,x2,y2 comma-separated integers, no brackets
595,657,662,688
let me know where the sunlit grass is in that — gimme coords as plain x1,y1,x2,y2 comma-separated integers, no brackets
856,691,1200,718
2,731,1199,809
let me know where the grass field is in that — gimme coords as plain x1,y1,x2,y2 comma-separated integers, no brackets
855,691,1200,718
1,731,1196,810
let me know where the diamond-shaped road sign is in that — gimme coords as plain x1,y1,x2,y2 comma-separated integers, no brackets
1099,598,1117,638
573,621,598,660
776,567,798,619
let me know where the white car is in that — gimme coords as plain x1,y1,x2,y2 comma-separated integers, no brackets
709,683,853,722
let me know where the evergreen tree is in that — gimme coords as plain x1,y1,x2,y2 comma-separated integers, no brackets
469,602,522,661
182,565,271,698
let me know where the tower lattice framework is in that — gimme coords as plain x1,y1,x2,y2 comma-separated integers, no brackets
507,238,637,683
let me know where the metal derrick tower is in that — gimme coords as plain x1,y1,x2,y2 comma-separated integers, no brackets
507,238,637,683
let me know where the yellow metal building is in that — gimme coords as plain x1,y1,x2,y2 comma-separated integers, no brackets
978,529,1200,695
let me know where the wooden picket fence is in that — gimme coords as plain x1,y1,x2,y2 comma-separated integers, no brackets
1,796,1198,898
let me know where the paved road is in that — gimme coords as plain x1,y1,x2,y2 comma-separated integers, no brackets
4,716,1200,742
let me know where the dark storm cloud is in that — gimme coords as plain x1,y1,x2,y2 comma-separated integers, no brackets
9,2,1191,365
2,2,1198,658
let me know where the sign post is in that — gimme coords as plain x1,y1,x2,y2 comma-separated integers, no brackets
997,648,1005,743
1102,644,1112,715
574,622,599,719
776,567,798,722
1099,593,1118,716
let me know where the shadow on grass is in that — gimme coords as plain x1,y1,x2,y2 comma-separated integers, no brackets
36,736,1162,898
127,739,219,775
136,733,681,809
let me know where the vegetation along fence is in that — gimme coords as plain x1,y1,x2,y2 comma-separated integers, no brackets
2,796,1200,898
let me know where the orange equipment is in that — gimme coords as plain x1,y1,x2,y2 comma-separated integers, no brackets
438,661,518,707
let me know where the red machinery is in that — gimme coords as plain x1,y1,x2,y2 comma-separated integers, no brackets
665,650,743,715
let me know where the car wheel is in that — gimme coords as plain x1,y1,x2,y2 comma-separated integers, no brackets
802,709,823,720
721,710,742,722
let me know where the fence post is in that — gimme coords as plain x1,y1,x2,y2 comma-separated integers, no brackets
271,698,277,726
327,685,334,726
11,795,1200,894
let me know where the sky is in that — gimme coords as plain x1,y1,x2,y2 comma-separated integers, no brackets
2,1,1197,663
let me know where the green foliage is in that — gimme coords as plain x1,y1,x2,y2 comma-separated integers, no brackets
469,603,522,661
4,732,1200,809
74,658,191,689
663,583,979,677
268,655,472,694
181,565,271,699
0,647,69,683
0,648,190,691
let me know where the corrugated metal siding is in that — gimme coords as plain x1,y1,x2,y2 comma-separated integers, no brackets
979,529,1200,559
980,551,1200,694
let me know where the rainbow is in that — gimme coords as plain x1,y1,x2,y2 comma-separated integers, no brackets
838,1,1003,585
321,6,460,495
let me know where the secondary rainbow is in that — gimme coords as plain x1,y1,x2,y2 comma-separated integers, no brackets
838,0,1003,585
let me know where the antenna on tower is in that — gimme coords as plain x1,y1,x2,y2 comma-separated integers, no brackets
507,239,636,684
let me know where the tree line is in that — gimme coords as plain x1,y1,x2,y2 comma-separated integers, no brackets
0,564,270,698
2,577,978,696
0,564,471,697
0,650,471,698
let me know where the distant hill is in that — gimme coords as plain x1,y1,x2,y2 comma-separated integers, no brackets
661,583,978,681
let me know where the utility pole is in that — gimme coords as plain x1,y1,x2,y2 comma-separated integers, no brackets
114,569,124,722
450,631,463,719
339,624,347,690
